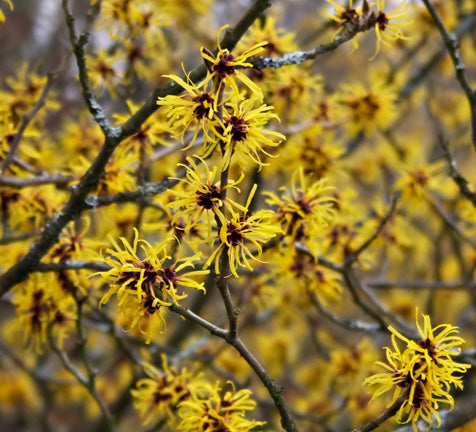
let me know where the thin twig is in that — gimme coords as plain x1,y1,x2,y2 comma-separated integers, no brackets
308,289,383,333
75,297,115,431
252,22,376,70
439,138,476,207
357,278,418,339
87,169,185,209
422,2,476,151
427,196,476,249
61,0,115,136
351,393,407,432
293,242,344,273
168,304,228,338
341,266,389,331
12,155,42,174
345,194,400,266
214,83,239,341
399,12,476,99
367,279,476,290
49,329,114,432
36,260,111,272
168,303,300,432
0,229,41,245
0,173,75,188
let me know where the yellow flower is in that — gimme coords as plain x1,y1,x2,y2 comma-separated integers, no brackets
114,100,169,156
264,167,336,241
131,354,199,426
71,146,136,196
9,185,66,232
159,0,212,27
277,125,344,179
87,48,124,97
95,0,168,40
369,0,412,59
12,274,76,353
220,95,285,169
334,77,397,136
2,63,58,126
177,381,265,432
96,228,208,342
237,15,299,58
396,159,448,202
274,249,342,306
265,65,323,124
167,157,246,233
201,25,267,100
0,369,40,413
204,185,281,277
365,308,471,431
326,0,362,49
157,73,221,156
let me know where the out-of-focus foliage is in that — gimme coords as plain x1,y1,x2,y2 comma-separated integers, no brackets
1,1,476,432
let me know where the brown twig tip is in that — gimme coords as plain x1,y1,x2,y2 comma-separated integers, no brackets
351,393,407,432
439,138,476,208
345,193,400,266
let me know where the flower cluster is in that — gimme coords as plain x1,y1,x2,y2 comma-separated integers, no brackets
158,26,284,167
131,355,197,427
204,184,281,277
177,381,264,432
156,27,285,277
365,309,471,431
12,274,76,353
131,355,264,431
97,229,208,343
326,0,411,57
265,167,336,242
167,156,246,233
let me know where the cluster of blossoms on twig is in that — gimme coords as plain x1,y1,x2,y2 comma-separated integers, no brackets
97,228,208,343
365,309,471,431
327,0,411,57
132,355,263,431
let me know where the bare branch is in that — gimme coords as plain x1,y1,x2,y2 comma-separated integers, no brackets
293,242,344,273
168,303,300,432
252,22,375,70
400,12,476,99
427,196,476,249
351,393,407,432
422,2,476,151
61,0,115,136
87,172,183,208
0,173,75,188
439,138,476,207
36,260,111,272
168,304,228,339
0,229,41,245
230,337,300,432
367,279,475,290
308,289,383,333
49,330,114,432
345,194,400,266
